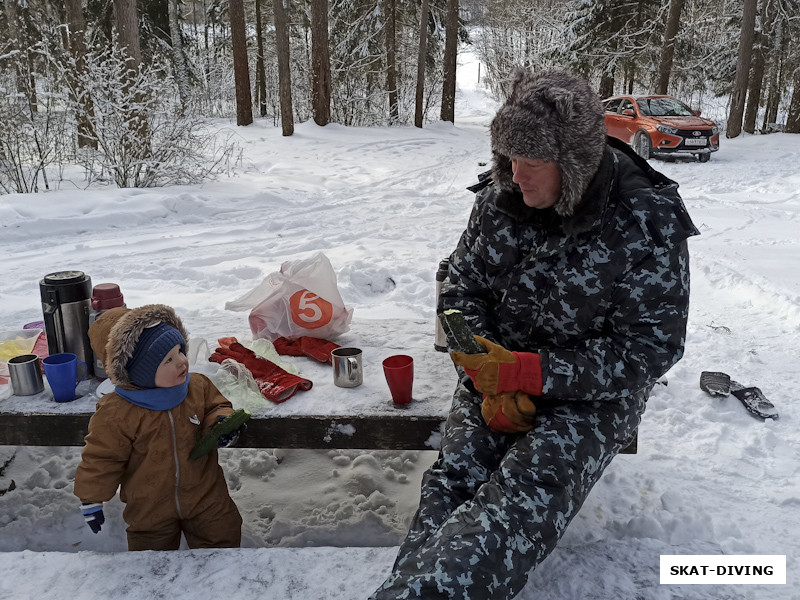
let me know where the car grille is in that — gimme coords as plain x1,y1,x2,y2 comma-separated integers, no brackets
674,128,713,136
676,128,713,148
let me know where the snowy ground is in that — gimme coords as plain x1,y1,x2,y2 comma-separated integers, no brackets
1,55,798,599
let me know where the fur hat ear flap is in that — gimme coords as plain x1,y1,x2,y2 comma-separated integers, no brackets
506,67,529,101
544,86,577,122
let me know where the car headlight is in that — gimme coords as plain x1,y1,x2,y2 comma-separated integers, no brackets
657,124,679,135
711,124,720,135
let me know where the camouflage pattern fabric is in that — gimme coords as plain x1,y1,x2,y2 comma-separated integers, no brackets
371,143,698,600
371,380,646,599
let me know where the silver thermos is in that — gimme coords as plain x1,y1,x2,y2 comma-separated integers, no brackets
40,271,94,376
434,258,450,352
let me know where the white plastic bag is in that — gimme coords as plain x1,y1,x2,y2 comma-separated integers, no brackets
225,252,353,341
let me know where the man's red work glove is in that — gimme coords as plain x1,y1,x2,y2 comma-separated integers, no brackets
272,337,305,357
274,336,340,364
210,342,312,403
217,336,239,350
481,391,537,433
298,337,339,364
450,336,543,397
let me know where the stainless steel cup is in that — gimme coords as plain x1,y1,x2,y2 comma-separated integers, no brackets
8,354,44,396
332,347,363,388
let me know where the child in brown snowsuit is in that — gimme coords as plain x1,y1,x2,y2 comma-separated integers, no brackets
74,303,242,551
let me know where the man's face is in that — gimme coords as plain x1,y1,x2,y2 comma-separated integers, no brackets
154,344,189,388
510,157,561,209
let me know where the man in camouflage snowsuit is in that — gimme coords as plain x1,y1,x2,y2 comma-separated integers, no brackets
371,70,699,599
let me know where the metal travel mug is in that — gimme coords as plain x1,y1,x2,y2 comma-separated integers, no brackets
8,354,44,396
332,347,363,388
434,258,450,352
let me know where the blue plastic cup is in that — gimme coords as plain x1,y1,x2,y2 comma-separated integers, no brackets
42,352,88,403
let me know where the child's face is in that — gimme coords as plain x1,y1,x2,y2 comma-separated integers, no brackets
154,344,189,388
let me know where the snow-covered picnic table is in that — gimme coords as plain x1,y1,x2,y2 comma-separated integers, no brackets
0,319,454,449
0,317,637,453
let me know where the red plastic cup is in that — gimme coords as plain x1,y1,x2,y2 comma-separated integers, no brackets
383,354,414,405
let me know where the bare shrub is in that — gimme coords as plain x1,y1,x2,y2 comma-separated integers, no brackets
0,73,70,194
63,46,240,188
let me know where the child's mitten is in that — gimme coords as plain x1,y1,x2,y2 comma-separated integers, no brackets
215,416,247,448
81,502,105,534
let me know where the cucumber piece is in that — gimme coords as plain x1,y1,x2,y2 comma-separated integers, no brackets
189,408,251,460
438,309,486,354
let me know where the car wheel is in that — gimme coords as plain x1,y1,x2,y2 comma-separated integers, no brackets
634,131,651,160
698,153,710,163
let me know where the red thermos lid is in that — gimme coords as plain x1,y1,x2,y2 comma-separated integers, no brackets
91,283,124,310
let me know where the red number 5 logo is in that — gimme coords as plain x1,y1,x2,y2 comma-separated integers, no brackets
289,290,333,330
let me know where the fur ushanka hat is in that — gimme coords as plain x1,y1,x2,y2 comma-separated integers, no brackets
490,69,607,217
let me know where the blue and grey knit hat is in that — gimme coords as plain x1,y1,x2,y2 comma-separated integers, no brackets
126,322,186,389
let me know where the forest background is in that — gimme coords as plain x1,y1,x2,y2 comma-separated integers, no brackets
1,0,799,196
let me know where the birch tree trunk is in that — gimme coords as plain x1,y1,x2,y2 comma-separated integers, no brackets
414,0,430,128
229,0,254,125
273,0,294,135
255,0,268,117
726,0,758,138
385,0,398,124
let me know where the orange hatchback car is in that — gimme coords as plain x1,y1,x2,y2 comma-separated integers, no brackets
603,95,720,162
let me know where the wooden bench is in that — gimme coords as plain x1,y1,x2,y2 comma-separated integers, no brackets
0,319,636,453
0,406,636,452
0,385,636,454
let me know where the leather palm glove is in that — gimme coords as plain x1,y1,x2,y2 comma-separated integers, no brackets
450,336,543,396
210,343,312,403
298,337,339,364
481,391,538,433
273,337,305,357
274,336,340,364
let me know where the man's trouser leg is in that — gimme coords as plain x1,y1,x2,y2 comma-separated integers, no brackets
372,386,646,600
389,382,514,569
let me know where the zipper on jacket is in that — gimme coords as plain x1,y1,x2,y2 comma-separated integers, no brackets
167,410,184,520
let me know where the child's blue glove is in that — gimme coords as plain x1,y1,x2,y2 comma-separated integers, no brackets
216,416,246,448
81,502,105,534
